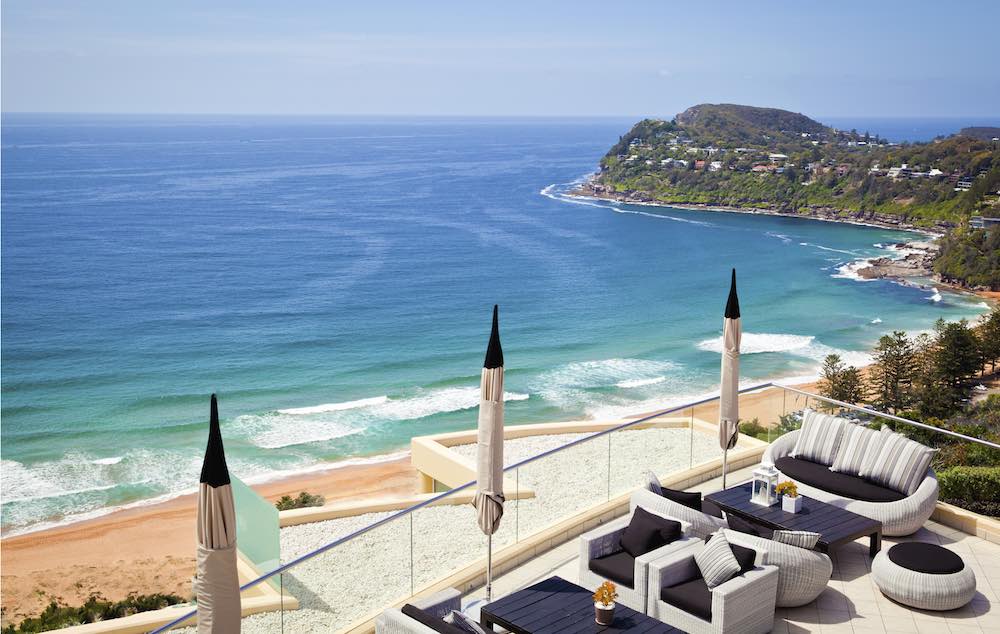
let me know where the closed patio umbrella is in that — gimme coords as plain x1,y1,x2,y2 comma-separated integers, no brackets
194,394,240,633
720,269,741,489
472,305,505,602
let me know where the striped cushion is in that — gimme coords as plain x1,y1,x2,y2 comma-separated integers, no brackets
695,531,741,588
644,470,663,495
772,530,821,549
830,423,881,475
790,409,850,465
857,426,897,479
866,431,936,495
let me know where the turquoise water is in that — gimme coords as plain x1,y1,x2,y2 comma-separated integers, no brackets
0,115,988,535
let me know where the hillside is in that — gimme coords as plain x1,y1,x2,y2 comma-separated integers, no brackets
960,127,1000,141
592,104,1000,230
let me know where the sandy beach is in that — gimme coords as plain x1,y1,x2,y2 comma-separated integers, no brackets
0,457,418,625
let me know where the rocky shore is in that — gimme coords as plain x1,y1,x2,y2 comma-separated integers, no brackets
855,241,938,281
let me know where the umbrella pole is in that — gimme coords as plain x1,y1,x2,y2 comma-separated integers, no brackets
722,446,729,489
487,532,493,602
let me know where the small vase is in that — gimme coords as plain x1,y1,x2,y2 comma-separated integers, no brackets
595,602,615,626
783,494,802,513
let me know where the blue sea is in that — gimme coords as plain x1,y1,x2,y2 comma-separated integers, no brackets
0,115,990,535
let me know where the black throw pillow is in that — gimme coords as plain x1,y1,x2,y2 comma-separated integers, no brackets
401,604,467,634
660,486,703,512
620,506,683,557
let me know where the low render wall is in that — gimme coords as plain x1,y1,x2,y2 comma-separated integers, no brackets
410,416,698,493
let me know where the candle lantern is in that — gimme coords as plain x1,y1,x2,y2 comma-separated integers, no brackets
751,462,779,506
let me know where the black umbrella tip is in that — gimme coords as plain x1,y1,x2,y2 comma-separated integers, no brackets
200,393,231,487
725,269,740,319
484,304,504,369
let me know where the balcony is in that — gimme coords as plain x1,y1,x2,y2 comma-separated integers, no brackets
76,384,998,634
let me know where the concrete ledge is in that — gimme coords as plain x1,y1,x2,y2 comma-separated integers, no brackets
932,501,1000,545
278,488,535,528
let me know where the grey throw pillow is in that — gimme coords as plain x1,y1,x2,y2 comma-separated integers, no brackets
695,531,741,588
772,529,821,549
644,470,663,495
443,610,488,634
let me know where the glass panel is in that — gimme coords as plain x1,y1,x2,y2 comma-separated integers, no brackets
410,488,516,591
231,475,281,579
273,517,411,630
513,433,610,538
609,406,700,497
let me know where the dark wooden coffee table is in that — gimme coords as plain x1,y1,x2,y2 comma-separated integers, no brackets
480,576,683,633
706,482,883,557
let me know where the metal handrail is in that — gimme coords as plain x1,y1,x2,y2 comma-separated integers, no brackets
782,385,1000,450
151,381,998,631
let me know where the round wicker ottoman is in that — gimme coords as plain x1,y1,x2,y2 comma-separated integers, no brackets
872,542,976,611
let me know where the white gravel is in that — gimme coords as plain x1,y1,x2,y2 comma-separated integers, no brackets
222,427,719,633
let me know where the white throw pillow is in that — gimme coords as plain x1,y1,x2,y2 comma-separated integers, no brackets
791,409,850,465
695,531,741,588
865,430,936,495
830,423,881,474
772,530,821,549
856,425,896,478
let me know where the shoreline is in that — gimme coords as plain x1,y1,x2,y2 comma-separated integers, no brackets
568,180,1000,303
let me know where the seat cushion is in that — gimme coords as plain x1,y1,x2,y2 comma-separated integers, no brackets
401,604,468,634
660,486,703,512
661,575,713,622
620,506,683,557
775,456,906,503
888,542,965,574
589,551,635,588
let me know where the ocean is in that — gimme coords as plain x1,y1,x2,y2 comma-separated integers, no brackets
0,115,989,535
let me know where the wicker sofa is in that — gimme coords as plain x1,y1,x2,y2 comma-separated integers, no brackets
375,588,462,634
763,428,938,536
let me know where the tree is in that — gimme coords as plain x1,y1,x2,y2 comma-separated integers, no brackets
978,308,1000,373
868,331,915,413
819,354,866,408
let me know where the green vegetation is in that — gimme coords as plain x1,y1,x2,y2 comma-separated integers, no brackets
938,467,1000,517
1,594,185,633
818,354,866,409
934,225,1000,290
599,104,1000,226
275,491,325,510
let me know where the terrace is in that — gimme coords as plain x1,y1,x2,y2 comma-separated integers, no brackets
69,384,999,633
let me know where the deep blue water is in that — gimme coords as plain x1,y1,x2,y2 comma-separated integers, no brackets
820,116,1000,142
0,115,989,534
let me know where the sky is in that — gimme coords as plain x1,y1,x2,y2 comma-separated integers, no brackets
3,1,999,118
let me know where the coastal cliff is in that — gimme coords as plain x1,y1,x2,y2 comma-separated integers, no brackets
585,104,1000,290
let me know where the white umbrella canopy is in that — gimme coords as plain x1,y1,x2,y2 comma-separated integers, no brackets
472,305,505,601
720,270,741,488
194,394,240,633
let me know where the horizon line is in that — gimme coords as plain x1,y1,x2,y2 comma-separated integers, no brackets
3,111,1000,120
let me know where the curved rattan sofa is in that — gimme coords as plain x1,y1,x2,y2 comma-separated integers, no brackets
723,529,832,607
763,429,938,537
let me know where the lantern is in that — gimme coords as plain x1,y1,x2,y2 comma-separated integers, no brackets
751,462,779,506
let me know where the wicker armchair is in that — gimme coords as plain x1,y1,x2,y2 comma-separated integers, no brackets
722,528,831,607
375,588,462,634
578,509,700,614
647,539,778,634
764,429,938,536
